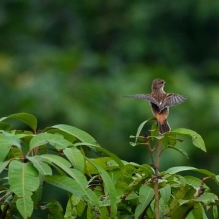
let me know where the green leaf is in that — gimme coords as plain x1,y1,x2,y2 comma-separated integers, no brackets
190,203,204,219
29,133,73,151
137,164,154,178
99,207,111,218
37,154,71,170
213,205,218,219
67,169,99,205
9,160,39,219
45,175,86,197
87,204,97,219
175,184,196,200
86,158,117,217
184,176,207,189
46,128,77,143
170,201,196,219
38,154,82,182
170,128,206,152
16,133,35,140
162,132,177,147
162,146,189,159
52,124,97,144
166,166,217,181
135,185,154,219
150,121,159,136
75,142,125,179
0,143,11,162
166,166,197,174
38,154,99,206
125,192,139,201
41,199,64,219
0,122,12,130
27,156,52,175
195,193,218,204
7,147,23,160
0,132,21,161
45,174,99,206
130,118,155,147
0,113,37,132
160,184,171,203
63,147,85,172
64,195,86,218
0,160,10,174
32,174,44,208
86,157,120,175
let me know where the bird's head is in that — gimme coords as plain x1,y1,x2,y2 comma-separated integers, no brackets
152,78,165,90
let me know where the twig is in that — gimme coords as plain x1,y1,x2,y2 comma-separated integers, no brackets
195,176,210,198
146,138,161,219
154,141,162,219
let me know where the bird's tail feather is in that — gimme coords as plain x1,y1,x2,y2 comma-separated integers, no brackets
158,120,170,134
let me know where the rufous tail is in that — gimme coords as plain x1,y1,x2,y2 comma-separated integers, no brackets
158,120,170,134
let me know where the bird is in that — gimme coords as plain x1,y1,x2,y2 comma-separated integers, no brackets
126,78,187,134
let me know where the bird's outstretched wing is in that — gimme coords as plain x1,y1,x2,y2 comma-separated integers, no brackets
160,94,187,111
125,94,160,106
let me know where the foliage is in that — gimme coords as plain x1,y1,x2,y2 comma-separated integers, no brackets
0,113,218,219
1,1,219,197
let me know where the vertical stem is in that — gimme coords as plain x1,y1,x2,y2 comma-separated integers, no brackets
154,141,161,219
154,177,159,219
157,141,162,170
147,139,161,219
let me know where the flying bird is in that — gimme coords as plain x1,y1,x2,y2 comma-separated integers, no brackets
126,78,187,134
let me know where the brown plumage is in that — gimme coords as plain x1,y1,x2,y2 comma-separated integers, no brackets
126,78,187,134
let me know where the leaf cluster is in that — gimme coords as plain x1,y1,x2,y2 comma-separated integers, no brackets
0,114,218,219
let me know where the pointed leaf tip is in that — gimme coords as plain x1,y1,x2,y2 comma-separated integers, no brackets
52,124,97,144
0,113,37,132
170,128,206,152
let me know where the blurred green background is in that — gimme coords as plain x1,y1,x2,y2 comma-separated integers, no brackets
1,0,219,213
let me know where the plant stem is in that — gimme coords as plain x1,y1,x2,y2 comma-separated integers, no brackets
1,203,9,219
154,141,161,219
147,139,161,219
154,177,159,219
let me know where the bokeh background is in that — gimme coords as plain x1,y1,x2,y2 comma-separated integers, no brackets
1,0,219,215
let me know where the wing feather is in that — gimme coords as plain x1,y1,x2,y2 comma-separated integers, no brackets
125,94,160,106
160,94,187,111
